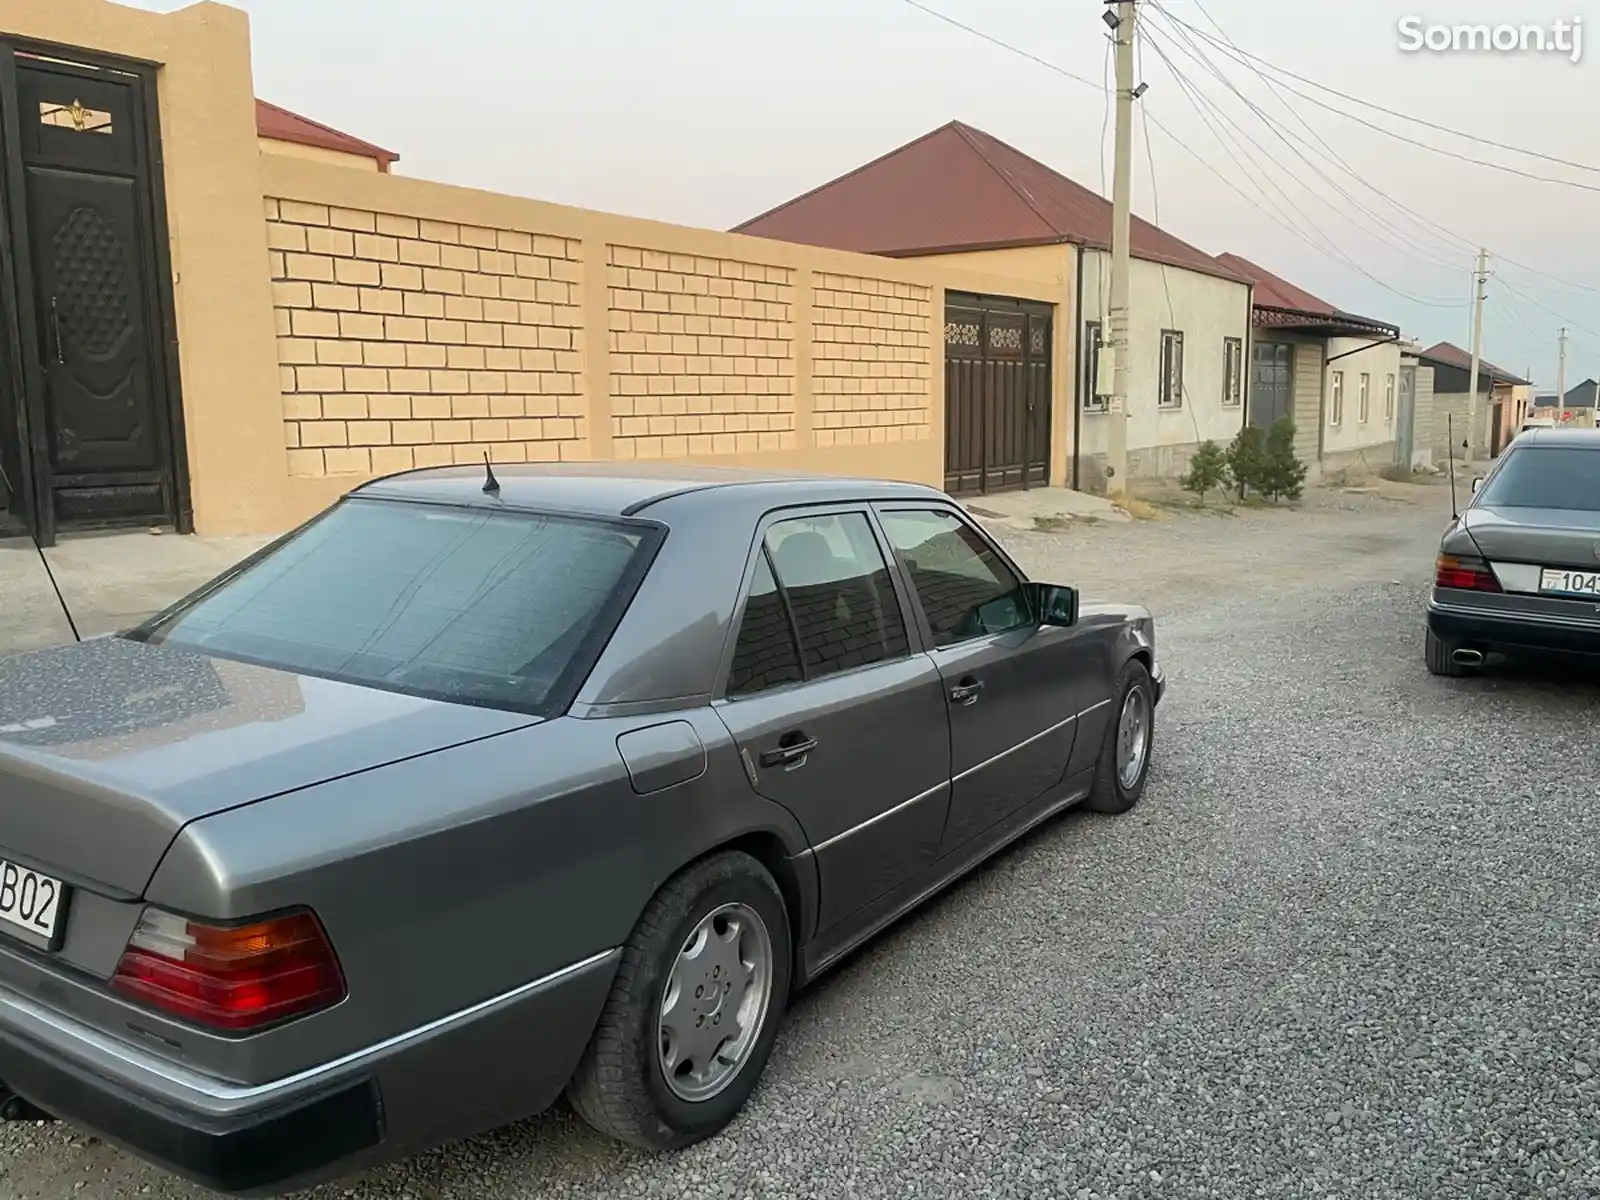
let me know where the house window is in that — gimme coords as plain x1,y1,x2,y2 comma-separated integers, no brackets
1159,329,1184,408
1358,373,1371,422
1083,321,1107,412
1330,371,1344,425
1385,373,1396,421
1222,337,1243,407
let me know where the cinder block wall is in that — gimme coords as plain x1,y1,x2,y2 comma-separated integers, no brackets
255,154,1018,531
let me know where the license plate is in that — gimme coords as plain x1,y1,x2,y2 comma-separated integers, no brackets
0,861,65,944
1540,568,1600,598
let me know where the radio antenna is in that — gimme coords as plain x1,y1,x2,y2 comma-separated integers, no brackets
482,451,500,495
0,460,80,642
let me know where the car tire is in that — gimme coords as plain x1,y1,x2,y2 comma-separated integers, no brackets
567,850,792,1151
1425,628,1477,677
1082,658,1155,815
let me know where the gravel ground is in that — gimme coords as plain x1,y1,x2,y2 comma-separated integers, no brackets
4,479,1600,1200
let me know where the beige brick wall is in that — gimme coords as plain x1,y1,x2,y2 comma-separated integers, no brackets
607,247,796,459
812,273,933,447
265,197,586,477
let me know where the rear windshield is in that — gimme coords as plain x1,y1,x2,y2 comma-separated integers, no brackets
1477,446,1600,512
130,499,652,714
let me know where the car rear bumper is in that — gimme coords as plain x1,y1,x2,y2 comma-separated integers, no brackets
1427,599,1600,657
0,947,620,1196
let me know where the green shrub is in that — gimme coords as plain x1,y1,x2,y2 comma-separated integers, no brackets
1261,417,1308,502
1180,439,1231,503
1226,424,1268,498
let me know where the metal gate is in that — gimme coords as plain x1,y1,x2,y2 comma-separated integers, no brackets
1395,364,1416,467
0,43,187,546
943,293,1051,497
1249,340,1292,427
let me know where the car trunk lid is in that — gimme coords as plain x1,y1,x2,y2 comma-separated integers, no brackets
0,637,538,898
1465,505,1600,570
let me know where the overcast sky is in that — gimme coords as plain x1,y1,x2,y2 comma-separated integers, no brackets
135,0,1600,391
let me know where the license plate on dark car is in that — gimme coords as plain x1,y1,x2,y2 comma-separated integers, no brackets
1540,568,1600,598
0,860,65,944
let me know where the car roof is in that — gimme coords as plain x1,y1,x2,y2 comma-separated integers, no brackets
348,461,949,518
1510,427,1600,447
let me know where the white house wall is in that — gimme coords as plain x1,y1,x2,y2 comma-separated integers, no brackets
1076,249,1252,481
1321,337,1402,472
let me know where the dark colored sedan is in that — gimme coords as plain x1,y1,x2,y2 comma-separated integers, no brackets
0,465,1163,1195
1427,427,1600,674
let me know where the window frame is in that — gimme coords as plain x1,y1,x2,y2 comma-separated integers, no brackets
127,495,668,719
869,501,1037,653
1221,336,1244,408
1158,329,1184,409
713,503,923,703
1329,371,1344,426
1358,372,1371,423
1083,320,1107,413
1384,372,1396,421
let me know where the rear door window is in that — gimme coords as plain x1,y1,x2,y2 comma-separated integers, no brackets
131,499,651,714
723,511,910,696
1478,447,1600,511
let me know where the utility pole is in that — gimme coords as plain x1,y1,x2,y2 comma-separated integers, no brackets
1104,0,1135,498
1557,327,1567,406
1465,248,1488,461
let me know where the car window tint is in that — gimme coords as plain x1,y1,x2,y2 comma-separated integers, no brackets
877,509,1031,647
1478,446,1600,511
133,499,646,714
765,512,909,680
726,551,804,697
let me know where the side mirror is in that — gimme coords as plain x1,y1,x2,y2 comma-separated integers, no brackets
1028,581,1079,627
1470,476,1483,494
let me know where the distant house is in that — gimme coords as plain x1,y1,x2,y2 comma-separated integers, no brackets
1419,343,1530,458
1212,254,1407,477
1531,379,1599,428
733,120,1254,493
255,100,398,173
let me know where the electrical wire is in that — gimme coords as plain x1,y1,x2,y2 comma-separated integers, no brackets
1144,4,1470,269
1156,7,1600,179
1142,27,1462,278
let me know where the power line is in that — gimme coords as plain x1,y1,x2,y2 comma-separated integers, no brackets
1157,8,1600,181
1149,1,1471,266
896,0,1101,89
1141,19,1467,280
1145,1,1600,300
1139,29,1468,307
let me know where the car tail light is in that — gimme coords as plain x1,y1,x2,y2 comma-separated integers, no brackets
111,909,345,1032
1434,553,1501,592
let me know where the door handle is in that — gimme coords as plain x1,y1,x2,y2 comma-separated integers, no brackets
759,733,817,769
949,677,984,706
47,297,63,365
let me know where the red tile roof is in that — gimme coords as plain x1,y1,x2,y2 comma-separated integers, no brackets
1421,341,1529,386
1213,253,1334,314
255,100,398,168
733,121,1248,284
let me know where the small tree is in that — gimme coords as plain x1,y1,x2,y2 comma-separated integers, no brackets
1226,424,1268,499
1261,416,1308,502
1180,439,1231,504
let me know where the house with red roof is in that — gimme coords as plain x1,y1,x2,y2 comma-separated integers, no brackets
255,99,397,173
734,121,1255,494
1213,253,1411,477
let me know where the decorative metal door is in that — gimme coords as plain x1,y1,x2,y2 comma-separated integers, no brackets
0,47,185,544
1249,341,1292,427
943,293,1052,497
